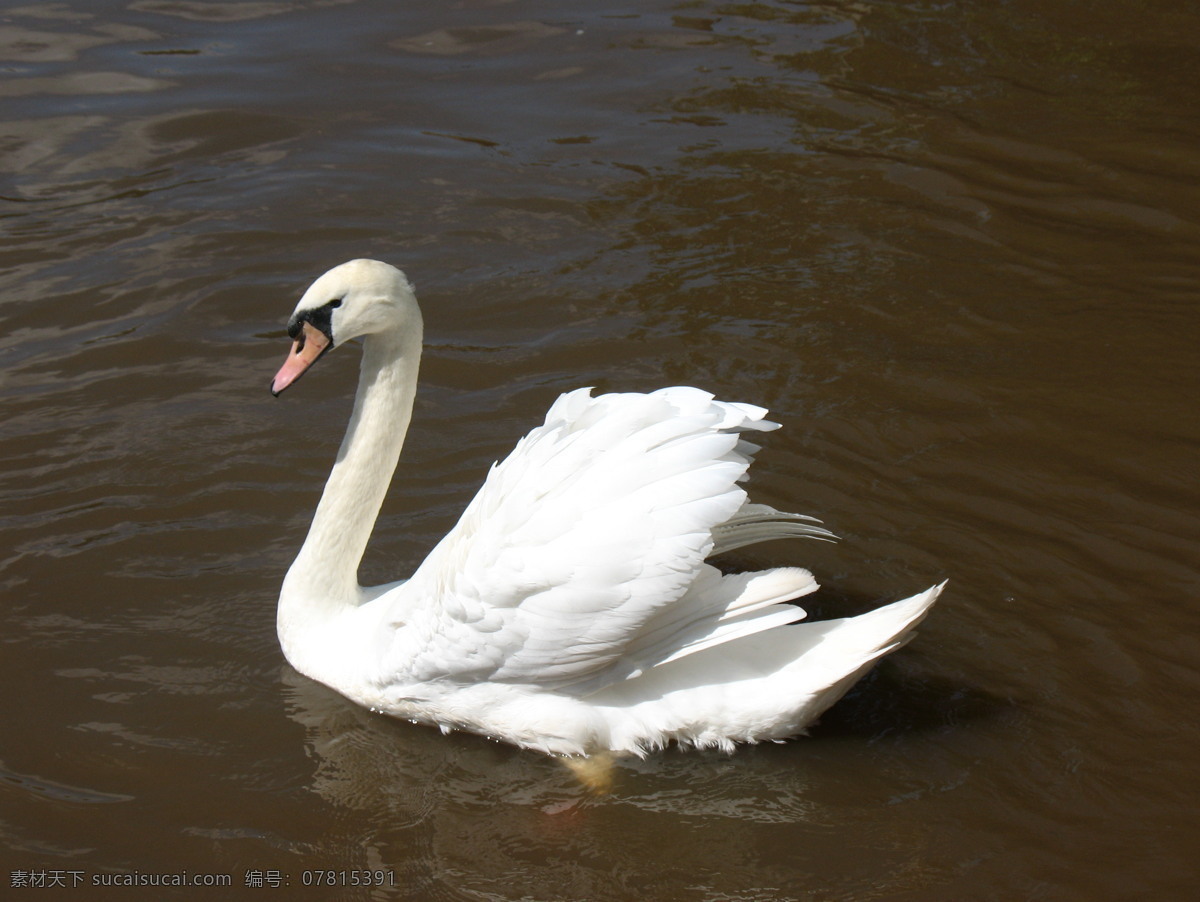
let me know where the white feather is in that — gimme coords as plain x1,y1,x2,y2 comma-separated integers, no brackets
273,260,946,758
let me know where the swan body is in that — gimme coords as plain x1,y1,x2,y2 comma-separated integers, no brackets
271,259,943,757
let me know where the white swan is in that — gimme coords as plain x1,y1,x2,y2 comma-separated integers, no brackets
270,259,943,758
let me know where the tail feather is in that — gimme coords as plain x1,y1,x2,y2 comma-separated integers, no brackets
591,581,946,755
568,566,819,695
651,567,819,667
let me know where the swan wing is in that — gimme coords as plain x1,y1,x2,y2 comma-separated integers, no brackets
377,386,787,690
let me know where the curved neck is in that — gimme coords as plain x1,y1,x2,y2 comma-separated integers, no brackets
281,320,423,625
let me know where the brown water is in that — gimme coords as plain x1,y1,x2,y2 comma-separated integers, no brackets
2,1,1198,898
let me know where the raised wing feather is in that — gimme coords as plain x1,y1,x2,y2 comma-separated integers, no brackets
376,387,782,690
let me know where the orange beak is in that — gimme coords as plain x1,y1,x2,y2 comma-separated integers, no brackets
271,321,331,396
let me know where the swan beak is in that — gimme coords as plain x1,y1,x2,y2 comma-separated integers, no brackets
271,321,331,396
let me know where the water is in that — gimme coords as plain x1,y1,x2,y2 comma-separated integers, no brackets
2,1,1197,898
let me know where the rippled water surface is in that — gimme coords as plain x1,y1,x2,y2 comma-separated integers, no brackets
2,1,1198,898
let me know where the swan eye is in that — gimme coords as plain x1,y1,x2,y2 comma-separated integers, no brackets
329,298,343,308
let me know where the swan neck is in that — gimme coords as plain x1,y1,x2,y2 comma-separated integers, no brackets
283,322,422,619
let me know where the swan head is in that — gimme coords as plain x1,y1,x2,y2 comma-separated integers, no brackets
271,259,418,396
